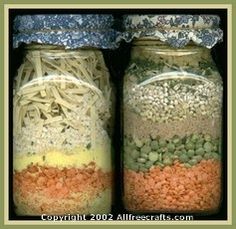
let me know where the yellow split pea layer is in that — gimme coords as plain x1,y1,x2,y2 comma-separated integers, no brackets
13,146,112,172
13,146,112,215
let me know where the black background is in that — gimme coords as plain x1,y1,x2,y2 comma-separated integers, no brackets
9,8,228,221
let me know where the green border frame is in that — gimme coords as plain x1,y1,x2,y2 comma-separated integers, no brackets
0,0,235,228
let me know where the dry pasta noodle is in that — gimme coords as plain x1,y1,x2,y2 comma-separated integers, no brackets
13,47,112,151
14,47,111,100
14,75,109,136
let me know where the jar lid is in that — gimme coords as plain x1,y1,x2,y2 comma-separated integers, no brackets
13,14,120,49
121,15,223,48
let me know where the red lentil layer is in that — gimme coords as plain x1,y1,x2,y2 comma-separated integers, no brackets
124,159,221,213
13,162,112,215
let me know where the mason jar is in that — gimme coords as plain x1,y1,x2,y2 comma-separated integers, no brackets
122,15,223,213
12,14,118,215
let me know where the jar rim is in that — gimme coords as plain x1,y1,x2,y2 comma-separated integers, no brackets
24,43,99,51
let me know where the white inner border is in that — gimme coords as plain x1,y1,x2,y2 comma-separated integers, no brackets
4,4,233,226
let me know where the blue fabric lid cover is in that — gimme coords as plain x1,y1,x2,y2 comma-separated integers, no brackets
121,15,223,48
13,14,120,49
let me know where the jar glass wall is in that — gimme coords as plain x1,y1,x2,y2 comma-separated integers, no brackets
13,45,113,215
123,39,223,213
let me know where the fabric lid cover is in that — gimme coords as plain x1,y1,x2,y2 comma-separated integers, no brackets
121,15,223,48
13,14,120,49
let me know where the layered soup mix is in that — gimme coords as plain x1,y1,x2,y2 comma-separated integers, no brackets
13,48,113,215
123,44,223,213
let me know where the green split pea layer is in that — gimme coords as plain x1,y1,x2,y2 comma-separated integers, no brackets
124,133,221,172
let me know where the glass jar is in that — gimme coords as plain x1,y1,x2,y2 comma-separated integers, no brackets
123,39,223,213
12,14,119,216
13,44,113,215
